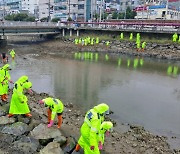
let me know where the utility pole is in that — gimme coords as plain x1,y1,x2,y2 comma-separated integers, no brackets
3,0,5,20
99,0,102,22
166,0,169,19
48,0,50,22
68,0,70,20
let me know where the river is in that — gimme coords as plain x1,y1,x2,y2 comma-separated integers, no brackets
6,50,180,148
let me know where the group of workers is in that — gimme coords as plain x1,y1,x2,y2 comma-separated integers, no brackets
172,33,180,43
0,49,113,154
74,37,100,46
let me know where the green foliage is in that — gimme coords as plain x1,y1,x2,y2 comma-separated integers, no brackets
51,17,60,22
112,12,118,19
125,6,137,19
111,7,137,19
67,17,72,21
4,13,35,21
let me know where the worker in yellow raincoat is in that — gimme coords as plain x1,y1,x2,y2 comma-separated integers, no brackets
39,97,64,128
75,103,109,154
0,64,13,102
8,80,32,117
10,49,16,60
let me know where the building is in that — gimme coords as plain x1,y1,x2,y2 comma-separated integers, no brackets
135,0,180,19
21,0,39,15
53,0,96,22
119,0,140,12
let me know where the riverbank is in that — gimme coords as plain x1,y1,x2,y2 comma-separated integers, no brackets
0,38,179,153
9,37,180,61
0,90,179,154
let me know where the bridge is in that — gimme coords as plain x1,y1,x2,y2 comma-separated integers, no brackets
0,20,180,38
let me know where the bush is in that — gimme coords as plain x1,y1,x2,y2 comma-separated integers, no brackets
4,13,36,21
51,18,60,22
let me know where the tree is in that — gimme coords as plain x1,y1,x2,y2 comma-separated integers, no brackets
5,13,35,22
51,18,60,22
125,6,137,19
112,12,118,19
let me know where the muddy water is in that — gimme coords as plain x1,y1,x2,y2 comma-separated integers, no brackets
6,52,180,147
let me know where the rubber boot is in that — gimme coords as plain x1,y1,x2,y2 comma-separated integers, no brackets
1,94,6,102
57,115,62,128
75,144,81,152
8,113,14,118
25,113,32,117
47,108,52,123
4,94,8,102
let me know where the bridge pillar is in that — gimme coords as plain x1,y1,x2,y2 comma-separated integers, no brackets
62,29,65,37
0,35,7,47
77,30,79,37
70,29,72,37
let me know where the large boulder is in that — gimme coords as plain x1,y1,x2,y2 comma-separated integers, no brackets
13,136,39,153
40,142,64,154
1,122,28,136
0,116,15,125
30,123,64,145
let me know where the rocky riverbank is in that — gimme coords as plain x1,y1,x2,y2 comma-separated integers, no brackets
0,37,179,154
0,90,179,154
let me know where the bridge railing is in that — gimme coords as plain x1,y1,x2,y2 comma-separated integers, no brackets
0,21,57,27
59,21,180,33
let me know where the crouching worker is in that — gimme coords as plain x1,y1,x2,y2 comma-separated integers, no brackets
39,97,64,128
97,121,113,151
75,103,109,154
8,80,32,117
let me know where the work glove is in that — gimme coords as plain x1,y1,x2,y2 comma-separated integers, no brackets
106,130,110,137
28,89,33,95
48,120,53,128
98,142,103,150
39,100,44,104
90,146,95,150
9,80,13,84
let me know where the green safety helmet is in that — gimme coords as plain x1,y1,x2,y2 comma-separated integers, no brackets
100,121,113,131
23,81,32,89
18,75,28,83
94,103,109,114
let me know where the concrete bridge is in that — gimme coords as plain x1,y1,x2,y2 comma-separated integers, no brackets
0,21,180,41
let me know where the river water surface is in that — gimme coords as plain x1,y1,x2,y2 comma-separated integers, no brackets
7,51,180,148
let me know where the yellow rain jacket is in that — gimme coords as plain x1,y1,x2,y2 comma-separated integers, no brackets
42,97,64,120
78,103,109,154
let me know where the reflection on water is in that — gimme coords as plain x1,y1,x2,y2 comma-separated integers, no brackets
74,52,179,78
7,52,180,146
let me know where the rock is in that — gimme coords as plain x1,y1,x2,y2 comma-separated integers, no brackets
30,123,64,145
1,122,28,136
0,116,15,125
13,136,39,153
0,106,6,116
63,136,77,154
53,136,67,146
40,142,64,154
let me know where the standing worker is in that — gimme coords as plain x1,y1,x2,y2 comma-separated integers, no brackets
129,33,133,41
0,64,13,102
39,97,64,128
120,32,124,40
10,49,16,60
8,79,33,117
1,52,8,64
75,103,109,154
172,33,178,42
141,41,146,52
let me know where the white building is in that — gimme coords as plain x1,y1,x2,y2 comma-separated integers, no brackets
53,0,96,22
21,0,38,15
38,0,54,20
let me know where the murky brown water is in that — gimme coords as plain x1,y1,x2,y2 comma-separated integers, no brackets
4,52,180,148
